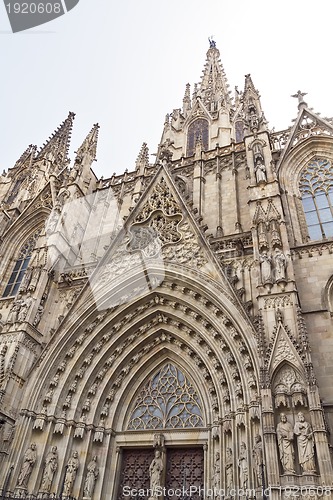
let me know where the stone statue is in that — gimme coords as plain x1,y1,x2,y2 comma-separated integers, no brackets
7,294,24,324
16,443,37,489
274,249,286,281
238,442,248,489
276,413,295,473
252,435,263,486
225,447,233,491
39,445,58,494
212,451,220,492
294,412,316,473
83,455,99,498
255,157,267,183
18,293,33,322
33,305,44,327
260,251,272,283
63,450,80,497
149,450,164,499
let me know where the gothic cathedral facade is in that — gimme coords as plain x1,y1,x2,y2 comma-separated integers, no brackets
0,41,333,499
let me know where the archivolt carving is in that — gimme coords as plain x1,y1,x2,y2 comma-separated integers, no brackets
36,295,258,432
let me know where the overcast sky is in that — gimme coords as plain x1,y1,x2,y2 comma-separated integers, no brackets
1,0,333,178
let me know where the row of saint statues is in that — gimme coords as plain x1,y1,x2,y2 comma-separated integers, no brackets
13,412,316,498
148,413,315,498
15,446,99,498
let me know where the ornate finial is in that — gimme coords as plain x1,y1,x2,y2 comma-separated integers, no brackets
291,90,308,108
208,36,216,48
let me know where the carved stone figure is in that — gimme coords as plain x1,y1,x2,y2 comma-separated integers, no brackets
63,451,80,497
33,305,44,327
260,251,272,283
225,447,233,490
39,445,58,494
18,293,33,322
252,435,263,486
294,412,316,473
212,451,220,493
16,443,37,489
83,455,99,498
149,450,164,499
276,413,295,473
153,433,165,449
255,157,267,183
274,249,286,281
238,442,248,488
7,294,24,324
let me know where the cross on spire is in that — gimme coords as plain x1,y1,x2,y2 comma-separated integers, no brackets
291,90,308,108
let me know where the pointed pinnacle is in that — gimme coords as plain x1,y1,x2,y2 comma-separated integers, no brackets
135,142,149,172
75,123,100,161
37,111,76,164
13,144,37,169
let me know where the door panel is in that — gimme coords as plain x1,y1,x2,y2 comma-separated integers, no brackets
117,448,155,500
165,448,204,500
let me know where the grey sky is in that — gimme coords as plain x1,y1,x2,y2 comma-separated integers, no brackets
1,0,333,178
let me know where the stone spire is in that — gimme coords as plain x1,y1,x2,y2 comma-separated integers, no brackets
75,123,99,163
68,123,99,187
197,40,232,112
135,142,149,174
182,83,191,117
242,74,267,136
36,111,75,168
13,144,37,170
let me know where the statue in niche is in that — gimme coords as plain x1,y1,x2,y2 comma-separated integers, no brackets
274,248,286,281
294,412,316,473
83,455,99,498
63,451,80,497
276,413,295,473
225,447,234,490
148,450,164,500
39,445,58,494
238,442,248,489
254,156,267,183
259,251,272,283
252,435,263,486
16,443,37,489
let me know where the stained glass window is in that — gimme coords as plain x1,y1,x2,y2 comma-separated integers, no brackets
127,363,204,430
186,119,209,157
2,229,41,297
299,158,333,240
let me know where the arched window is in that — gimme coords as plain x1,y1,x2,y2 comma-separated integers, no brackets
300,157,333,240
127,362,204,430
235,120,244,143
2,229,41,297
186,119,209,156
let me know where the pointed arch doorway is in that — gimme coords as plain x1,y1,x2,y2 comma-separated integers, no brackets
115,362,206,500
